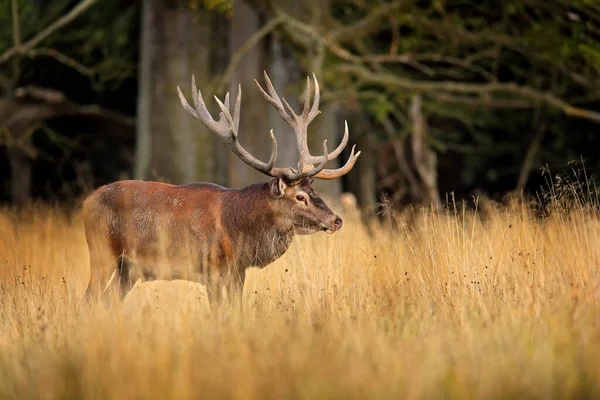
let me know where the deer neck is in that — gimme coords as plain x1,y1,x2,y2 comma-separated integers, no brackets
222,183,295,267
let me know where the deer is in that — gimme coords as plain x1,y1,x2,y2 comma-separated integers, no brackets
82,71,360,308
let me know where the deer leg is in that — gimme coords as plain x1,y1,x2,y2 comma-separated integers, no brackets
100,255,135,303
85,246,117,301
116,255,134,300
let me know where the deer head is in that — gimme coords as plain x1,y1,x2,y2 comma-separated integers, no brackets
177,72,360,234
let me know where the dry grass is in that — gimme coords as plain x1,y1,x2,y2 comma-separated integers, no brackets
0,192,600,399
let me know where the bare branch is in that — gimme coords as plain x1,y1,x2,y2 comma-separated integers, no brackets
11,0,22,84
516,109,546,192
24,48,96,78
279,12,496,85
338,64,600,124
0,0,100,66
273,7,317,48
430,93,533,109
213,16,284,94
361,53,497,82
329,2,405,44
276,9,361,63
6,86,135,128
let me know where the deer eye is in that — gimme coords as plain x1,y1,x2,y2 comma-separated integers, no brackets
296,195,305,202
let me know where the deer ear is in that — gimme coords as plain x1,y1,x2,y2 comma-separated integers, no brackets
270,178,287,199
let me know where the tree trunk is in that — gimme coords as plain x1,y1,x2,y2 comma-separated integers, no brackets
354,131,376,209
344,114,376,210
273,0,342,199
209,12,231,187
7,146,32,206
135,0,218,184
410,94,441,209
134,0,153,181
266,33,301,178
228,0,270,188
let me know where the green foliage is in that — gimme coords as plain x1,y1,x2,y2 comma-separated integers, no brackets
187,0,232,14
0,0,137,91
318,0,600,193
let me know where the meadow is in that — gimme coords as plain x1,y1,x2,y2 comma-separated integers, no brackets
0,182,599,399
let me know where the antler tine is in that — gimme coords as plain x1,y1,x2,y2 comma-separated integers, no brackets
304,120,350,165
191,75,214,124
306,139,329,177
313,144,362,180
302,76,311,117
191,75,200,116
213,94,278,170
234,84,241,130
307,73,321,123
263,71,281,104
266,129,278,170
177,85,198,119
178,76,219,133
253,72,294,124
223,92,230,111
281,97,300,123
213,95,237,135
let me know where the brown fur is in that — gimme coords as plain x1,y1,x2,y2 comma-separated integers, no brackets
82,177,342,306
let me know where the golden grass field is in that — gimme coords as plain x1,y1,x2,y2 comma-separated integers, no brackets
0,186,599,399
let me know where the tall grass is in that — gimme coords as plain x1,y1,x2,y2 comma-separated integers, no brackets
0,181,599,399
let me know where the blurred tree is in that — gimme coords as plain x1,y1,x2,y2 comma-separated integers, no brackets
226,0,344,198
261,0,600,208
2,0,599,210
135,0,229,184
0,0,137,205
224,0,270,188
136,0,345,200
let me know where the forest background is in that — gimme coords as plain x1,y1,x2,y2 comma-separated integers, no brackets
1,0,600,210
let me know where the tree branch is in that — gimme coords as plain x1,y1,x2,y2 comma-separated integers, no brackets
430,92,532,109
516,108,546,192
329,2,405,44
276,3,600,125
279,12,498,84
8,86,135,128
362,53,497,82
24,48,96,78
338,64,600,124
212,16,284,94
11,0,22,86
274,7,318,48
0,0,100,66
69,104,136,127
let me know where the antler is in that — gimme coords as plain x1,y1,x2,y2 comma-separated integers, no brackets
177,75,278,175
178,72,360,182
254,71,361,181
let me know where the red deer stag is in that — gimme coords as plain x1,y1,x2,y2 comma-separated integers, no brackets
82,71,360,306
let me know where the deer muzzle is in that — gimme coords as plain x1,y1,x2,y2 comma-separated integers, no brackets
324,215,343,234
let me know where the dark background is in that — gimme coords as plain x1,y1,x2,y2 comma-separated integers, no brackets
1,0,599,210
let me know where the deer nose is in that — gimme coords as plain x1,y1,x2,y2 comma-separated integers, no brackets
333,215,343,230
